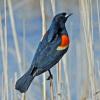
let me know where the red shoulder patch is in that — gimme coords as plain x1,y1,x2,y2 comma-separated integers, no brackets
60,34,70,47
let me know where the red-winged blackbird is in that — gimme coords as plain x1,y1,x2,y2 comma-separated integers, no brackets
15,12,72,93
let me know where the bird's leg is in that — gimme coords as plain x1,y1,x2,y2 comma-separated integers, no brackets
46,70,53,80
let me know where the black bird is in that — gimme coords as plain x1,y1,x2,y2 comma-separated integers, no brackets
15,12,72,93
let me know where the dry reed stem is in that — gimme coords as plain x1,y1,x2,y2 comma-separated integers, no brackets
14,72,17,100
76,41,89,100
76,41,81,99
50,0,56,16
79,0,96,99
40,0,46,35
8,0,24,99
0,12,8,100
0,16,5,100
21,93,26,100
97,61,100,78
89,0,93,42
50,79,54,100
7,0,22,75
40,0,46,100
50,0,57,99
1,72,4,100
96,0,100,38
57,61,62,100
22,20,26,71
4,0,9,99
96,60,100,99
10,79,13,100
62,55,71,100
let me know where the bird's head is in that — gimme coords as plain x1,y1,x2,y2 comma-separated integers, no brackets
53,12,72,30
48,12,72,42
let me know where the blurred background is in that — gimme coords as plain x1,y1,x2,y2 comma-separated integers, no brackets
0,0,100,100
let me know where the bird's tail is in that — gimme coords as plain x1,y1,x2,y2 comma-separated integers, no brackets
15,70,35,93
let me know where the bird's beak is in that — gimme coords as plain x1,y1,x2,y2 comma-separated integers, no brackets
65,13,73,22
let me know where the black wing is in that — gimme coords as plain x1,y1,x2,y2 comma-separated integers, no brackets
32,33,68,75
32,31,60,65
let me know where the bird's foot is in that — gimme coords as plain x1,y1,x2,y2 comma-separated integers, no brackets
46,74,53,80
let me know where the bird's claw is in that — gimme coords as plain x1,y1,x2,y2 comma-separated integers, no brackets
46,75,53,80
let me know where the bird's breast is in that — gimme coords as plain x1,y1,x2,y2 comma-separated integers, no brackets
57,34,70,50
